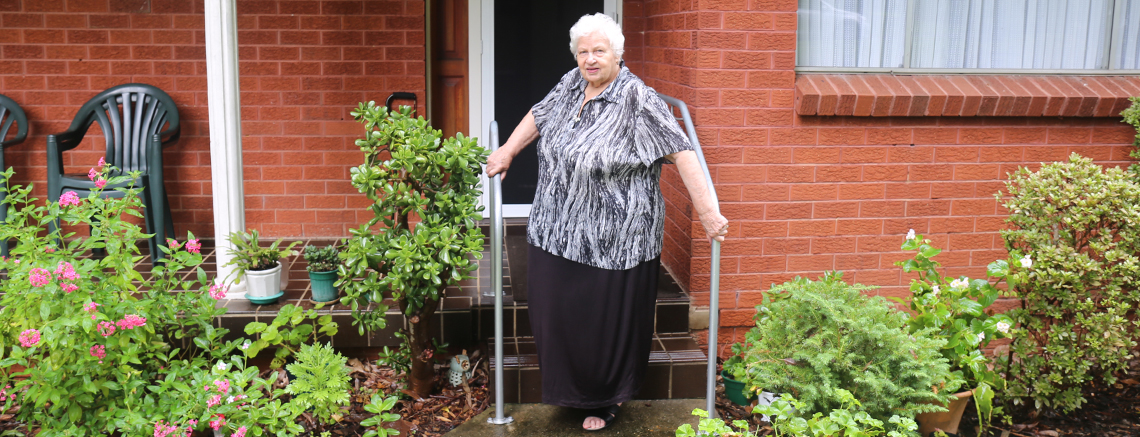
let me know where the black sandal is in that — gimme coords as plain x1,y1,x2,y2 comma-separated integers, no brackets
585,404,620,431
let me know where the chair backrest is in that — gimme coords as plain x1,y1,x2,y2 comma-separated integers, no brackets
0,94,28,150
69,84,180,173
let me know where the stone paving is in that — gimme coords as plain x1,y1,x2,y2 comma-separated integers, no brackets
449,399,705,436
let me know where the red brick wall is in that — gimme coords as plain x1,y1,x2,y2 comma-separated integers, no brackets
0,0,425,238
625,0,1138,356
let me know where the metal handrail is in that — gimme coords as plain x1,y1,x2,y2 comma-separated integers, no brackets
486,120,513,425
656,93,721,418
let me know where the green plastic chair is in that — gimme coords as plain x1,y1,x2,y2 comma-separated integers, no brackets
46,84,180,262
0,94,29,257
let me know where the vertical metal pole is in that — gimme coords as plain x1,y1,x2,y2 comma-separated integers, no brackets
655,93,721,419
487,121,513,425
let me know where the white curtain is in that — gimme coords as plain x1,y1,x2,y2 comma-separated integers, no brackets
1120,0,1140,69
797,0,908,68
910,0,1112,69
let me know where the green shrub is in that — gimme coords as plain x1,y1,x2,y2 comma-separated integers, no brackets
996,153,1140,412
754,390,919,437
303,244,341,273
737,272,960,436
1121,96,1140,176
284,342,352,424
0,163,245,435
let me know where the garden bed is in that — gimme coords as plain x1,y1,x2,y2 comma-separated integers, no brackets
714,357,1140,437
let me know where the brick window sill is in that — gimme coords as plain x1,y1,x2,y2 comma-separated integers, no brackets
794,74,1140,117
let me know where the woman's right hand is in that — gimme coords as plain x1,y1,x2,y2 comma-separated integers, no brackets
486,147,513,179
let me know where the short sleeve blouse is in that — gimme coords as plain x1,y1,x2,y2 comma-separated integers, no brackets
527,65,692,270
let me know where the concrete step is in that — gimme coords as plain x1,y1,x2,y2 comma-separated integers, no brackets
488,334,708,404
450,399,704,436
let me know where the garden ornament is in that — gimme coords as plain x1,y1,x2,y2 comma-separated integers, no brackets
449,351,472,386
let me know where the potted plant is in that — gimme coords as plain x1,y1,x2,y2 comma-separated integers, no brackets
224,229,301,304
721,345,755,406
895,230,1013,436
303,244,341,302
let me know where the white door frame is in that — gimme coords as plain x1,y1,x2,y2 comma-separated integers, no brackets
470,0,620,218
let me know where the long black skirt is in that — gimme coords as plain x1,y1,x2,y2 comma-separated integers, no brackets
527,244,659,409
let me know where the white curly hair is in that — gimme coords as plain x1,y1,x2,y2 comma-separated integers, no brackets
568,13,624,59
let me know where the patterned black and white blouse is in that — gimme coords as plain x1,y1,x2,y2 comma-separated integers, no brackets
527,65,692,270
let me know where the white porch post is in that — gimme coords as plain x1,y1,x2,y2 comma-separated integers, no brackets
204,0,247,295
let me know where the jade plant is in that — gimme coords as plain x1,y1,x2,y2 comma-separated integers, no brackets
341,103,487,398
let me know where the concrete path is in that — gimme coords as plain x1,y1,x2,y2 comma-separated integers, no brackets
449,399,705,436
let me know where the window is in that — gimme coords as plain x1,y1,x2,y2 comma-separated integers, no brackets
797,0,1140,72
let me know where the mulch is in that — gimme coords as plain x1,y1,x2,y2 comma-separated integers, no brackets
714,356,1140,437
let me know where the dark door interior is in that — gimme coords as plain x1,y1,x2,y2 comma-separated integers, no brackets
494,0,604,205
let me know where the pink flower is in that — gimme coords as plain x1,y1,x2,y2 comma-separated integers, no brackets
186,239,201,254
94,179,107,189
166,238,180,250
98,321,116,337
153,420,180,437
213,379,231,394
97,157,106,167
28,268,51,287
90,345,105,363
206,393,222,408
208,284,227,300
84,302,100,319
18,329,40,348
116,314,147,330
59,191,81,207
209,415,225,431
88,168,98,181
61,283,78,293
55,262,79,280
232,426,247,437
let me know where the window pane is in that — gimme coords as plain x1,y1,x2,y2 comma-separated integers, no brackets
796,0,908,68
1119,0,1140,69
910,0,1112,69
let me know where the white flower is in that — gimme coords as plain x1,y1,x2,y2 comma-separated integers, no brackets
996,322,1010,334
931,285,940,297
227,396,235,404
216,361,228,371
241,341,250,350
976,332,986,343
1020,255,1033,269
906,229,916,240
950,278,968,289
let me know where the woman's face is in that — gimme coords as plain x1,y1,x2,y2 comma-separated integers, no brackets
575,31,620,88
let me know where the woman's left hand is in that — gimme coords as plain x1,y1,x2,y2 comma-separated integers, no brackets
700,211,729,243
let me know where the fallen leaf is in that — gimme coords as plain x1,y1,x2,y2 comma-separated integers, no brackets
1036,431,1058,437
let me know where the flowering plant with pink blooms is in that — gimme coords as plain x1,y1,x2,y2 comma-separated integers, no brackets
0,163,245,435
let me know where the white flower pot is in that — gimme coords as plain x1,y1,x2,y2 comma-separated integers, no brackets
245,262,282,298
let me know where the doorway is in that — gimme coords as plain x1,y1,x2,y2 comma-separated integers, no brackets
467,0,619,217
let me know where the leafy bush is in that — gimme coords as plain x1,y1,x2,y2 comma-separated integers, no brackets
754,390,919,437
737,272,961,436
1121,96,1140,176
284,342,352,424
341,103,487,398
995,153,1140,412
894,232,1014,429
0,163,239,435
361,394,401,437
243,303,338,369
675,408,760,437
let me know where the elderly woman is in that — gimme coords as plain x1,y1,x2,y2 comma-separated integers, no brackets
485,13,728,431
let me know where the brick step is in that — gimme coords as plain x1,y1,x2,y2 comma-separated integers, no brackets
488,334,708,404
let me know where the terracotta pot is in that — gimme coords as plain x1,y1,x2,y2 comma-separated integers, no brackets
915,390,973,437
